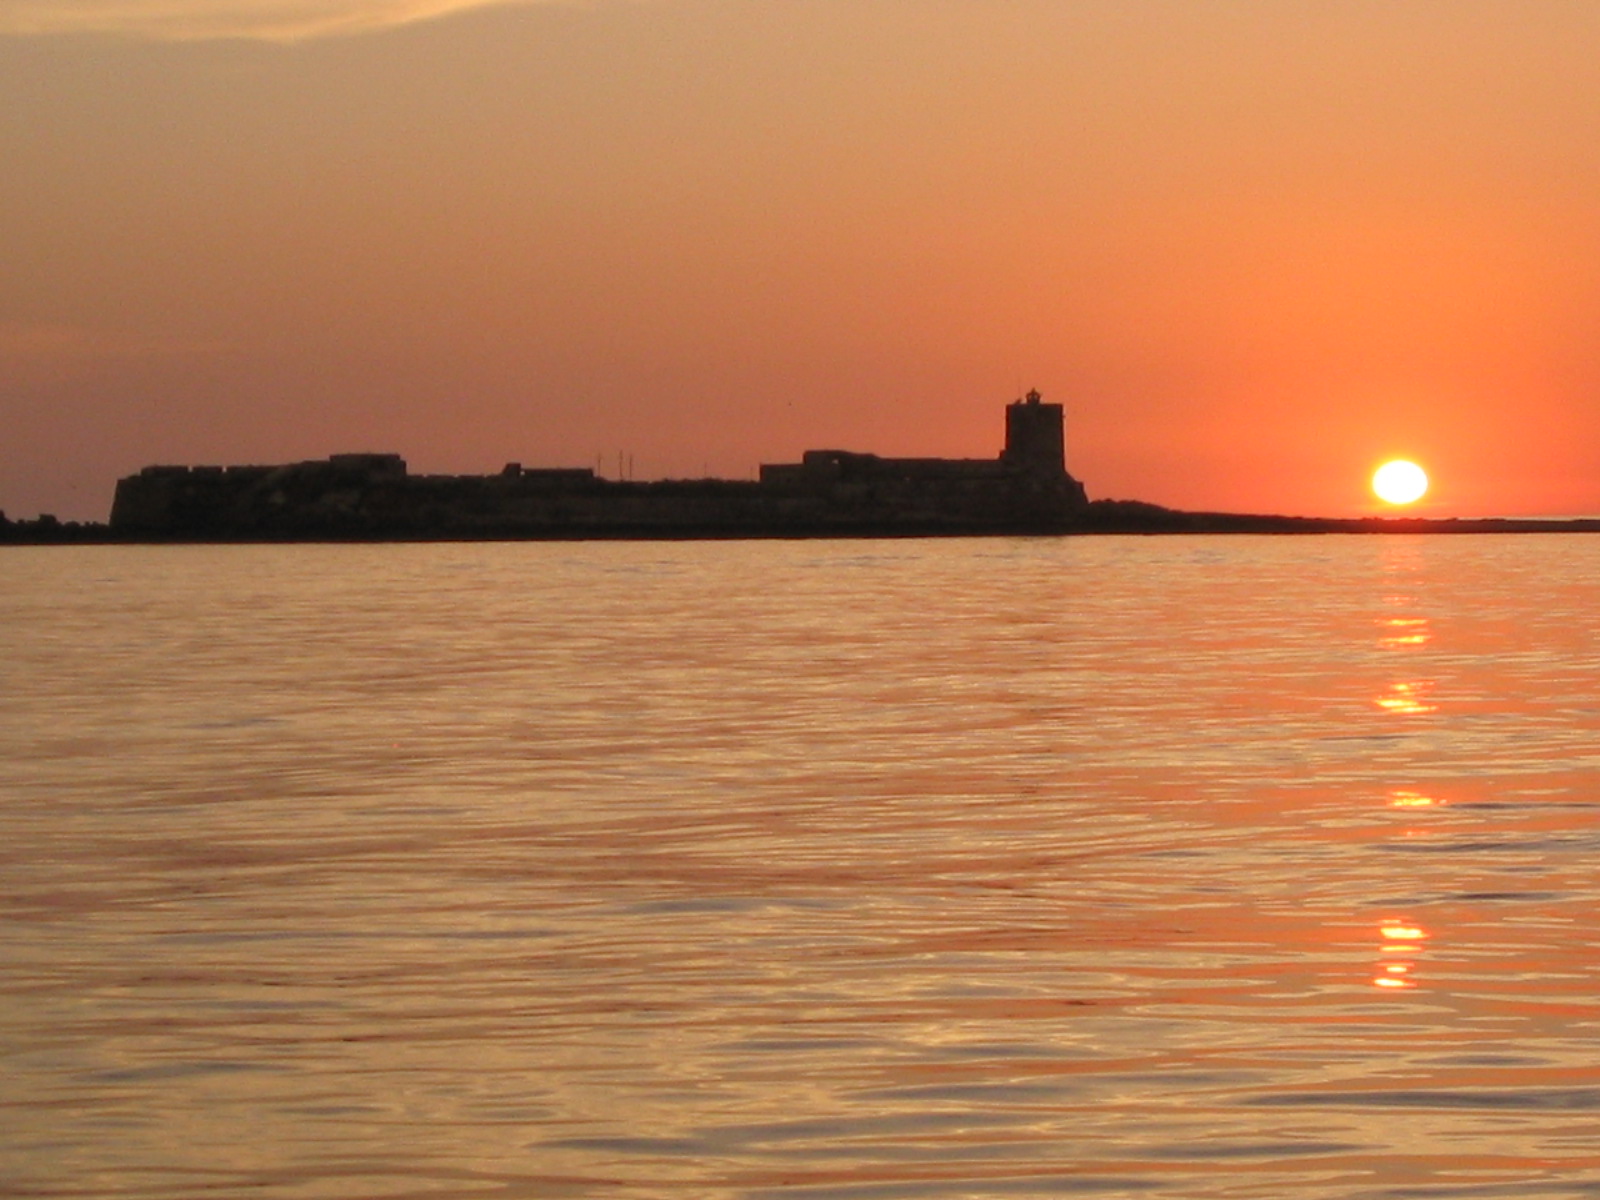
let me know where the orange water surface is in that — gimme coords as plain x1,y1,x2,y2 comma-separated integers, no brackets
2,535,1598,1199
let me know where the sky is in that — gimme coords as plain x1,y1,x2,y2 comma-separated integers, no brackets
3,0,1598,521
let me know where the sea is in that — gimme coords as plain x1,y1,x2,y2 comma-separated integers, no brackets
2,534,1599,1200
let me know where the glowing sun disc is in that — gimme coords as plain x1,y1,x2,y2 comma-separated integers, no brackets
1373,460,1429,505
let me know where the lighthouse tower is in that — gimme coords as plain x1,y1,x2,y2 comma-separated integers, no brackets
1001,388,1066,480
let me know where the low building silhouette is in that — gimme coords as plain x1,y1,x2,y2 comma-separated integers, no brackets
109,391,1089,539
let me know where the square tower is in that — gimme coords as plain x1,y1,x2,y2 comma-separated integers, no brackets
1002,388,1066,478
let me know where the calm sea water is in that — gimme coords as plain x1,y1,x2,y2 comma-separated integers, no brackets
3,535,1599,1200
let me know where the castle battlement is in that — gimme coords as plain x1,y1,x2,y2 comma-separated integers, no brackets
110,392,1087,538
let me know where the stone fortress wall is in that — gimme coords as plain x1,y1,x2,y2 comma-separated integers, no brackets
109,392,1088,539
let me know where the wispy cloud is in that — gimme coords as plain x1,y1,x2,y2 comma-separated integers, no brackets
0,0,554,42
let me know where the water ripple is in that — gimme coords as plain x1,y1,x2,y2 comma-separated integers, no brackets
3,535,1599,1200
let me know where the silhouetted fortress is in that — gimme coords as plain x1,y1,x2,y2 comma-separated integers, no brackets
110,391,1088,539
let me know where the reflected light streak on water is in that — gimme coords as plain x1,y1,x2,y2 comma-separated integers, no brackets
2,534,1599,1199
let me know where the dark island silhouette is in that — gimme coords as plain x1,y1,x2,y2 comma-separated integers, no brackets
4,390,1597,541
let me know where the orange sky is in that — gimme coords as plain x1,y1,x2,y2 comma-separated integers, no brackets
3,0,1598,521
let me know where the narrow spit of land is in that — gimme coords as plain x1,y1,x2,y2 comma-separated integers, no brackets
18,394,1587,543
4,501,1598,545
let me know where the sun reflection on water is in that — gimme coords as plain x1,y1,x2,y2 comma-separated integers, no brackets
1379,616,1432,647
1374,554,1437,717
1374,920,1429,990
1374,681,1439,714
1389,790,1444,808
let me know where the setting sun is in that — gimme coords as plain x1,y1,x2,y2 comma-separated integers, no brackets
1372,460,1429,506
